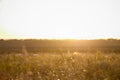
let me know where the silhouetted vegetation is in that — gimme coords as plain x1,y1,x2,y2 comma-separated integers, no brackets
0,52,120,80
0,39,120,80
0,39,120,54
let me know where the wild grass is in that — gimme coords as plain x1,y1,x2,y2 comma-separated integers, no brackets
0,52,120,80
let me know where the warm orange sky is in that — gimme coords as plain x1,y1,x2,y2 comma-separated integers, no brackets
0,0,120,39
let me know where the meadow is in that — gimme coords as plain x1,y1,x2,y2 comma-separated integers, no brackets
0,39,120,80
0,52,120,80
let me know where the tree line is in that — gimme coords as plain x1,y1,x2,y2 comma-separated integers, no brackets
0,39,120,53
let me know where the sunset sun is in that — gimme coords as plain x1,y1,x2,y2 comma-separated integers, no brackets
0,0,120,39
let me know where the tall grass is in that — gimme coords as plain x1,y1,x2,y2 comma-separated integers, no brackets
0,52,120,80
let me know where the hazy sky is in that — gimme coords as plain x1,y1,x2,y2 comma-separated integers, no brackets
0,0,120,39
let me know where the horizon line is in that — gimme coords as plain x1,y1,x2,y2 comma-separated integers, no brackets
0,38,120,40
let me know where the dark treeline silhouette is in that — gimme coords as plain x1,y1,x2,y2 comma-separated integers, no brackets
0,39,120,53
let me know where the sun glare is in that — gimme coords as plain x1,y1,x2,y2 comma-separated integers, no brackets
0,0,120,39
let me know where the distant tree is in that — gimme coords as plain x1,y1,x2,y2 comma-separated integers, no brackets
0,39,4,41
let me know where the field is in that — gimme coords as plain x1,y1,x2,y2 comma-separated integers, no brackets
0,52,120,80
0,39,120,80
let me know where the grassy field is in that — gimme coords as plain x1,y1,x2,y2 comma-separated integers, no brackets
0,51,120,80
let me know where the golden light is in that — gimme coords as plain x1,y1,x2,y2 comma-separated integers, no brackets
0,0,120,39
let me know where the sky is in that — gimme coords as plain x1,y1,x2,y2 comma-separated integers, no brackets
0,0,120,39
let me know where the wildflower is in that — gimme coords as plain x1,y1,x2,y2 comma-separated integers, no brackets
83,69,87,72
73,52,79,55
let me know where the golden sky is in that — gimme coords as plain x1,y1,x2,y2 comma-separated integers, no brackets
0,0,120,39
